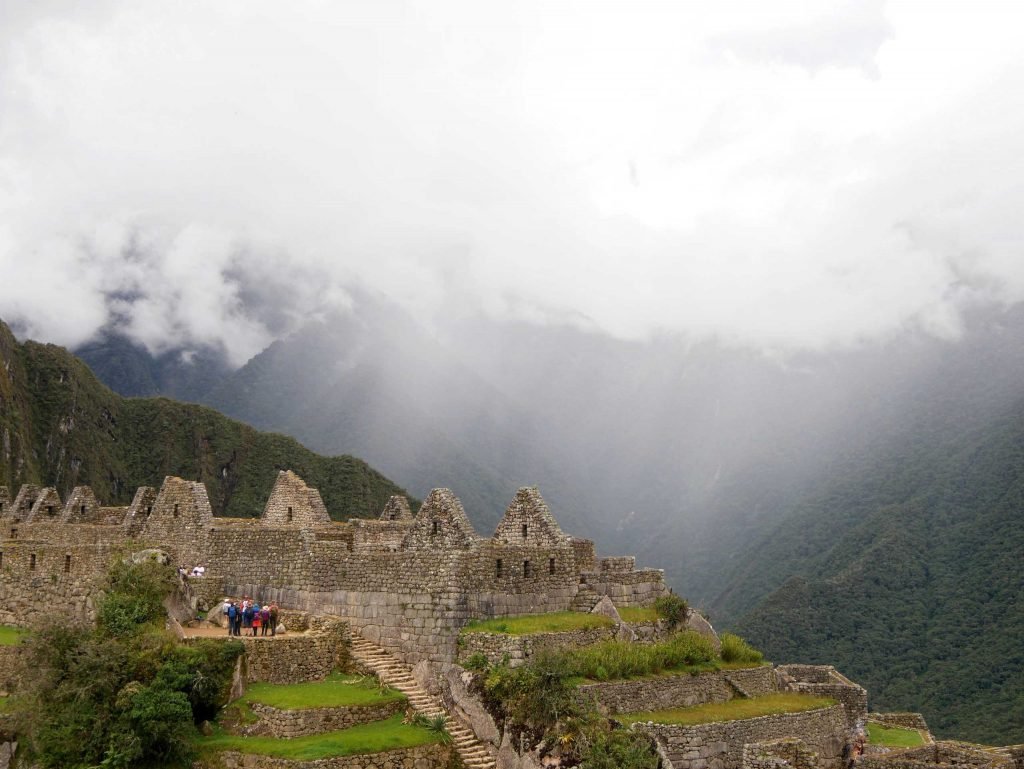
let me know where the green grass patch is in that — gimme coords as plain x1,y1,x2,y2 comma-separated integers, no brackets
867,722,926,748
559,631,720,681
618,693,836,726
197,714,440,759
0,696,11,713
618,607,659,623
239,673,406,710
0,626,28,646
462,612,615,635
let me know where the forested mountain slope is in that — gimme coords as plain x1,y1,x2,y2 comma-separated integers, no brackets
730,396,1024,745
0,319,409,518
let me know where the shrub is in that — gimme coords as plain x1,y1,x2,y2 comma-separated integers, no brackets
719,633,764,664
653,594,689,629
18,560,244,768
464,653,490,672
98,559,177,637
555,631,717,681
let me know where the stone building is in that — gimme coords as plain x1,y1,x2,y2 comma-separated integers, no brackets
0,471,667,664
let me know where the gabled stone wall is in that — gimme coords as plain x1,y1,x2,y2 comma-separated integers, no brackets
260,471,332,528
62,486,100,524
25,488,62,523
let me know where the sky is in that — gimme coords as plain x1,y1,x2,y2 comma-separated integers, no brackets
1,0,1023,364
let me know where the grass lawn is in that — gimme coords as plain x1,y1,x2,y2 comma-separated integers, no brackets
239,673,406,710
461,612,615,635
0,626,28,646
618,607,660,623
867,722,926,748
618,693,836,726
197,714,440,759
0,697,10,713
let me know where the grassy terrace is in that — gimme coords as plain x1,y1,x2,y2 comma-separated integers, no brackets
0,626,28,646
618,693,836,726
867,723,926,748
617,606,660,623
461,612,615,635
197,714,440,759
238,673,406,710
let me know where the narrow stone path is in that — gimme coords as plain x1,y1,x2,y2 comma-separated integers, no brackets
349,636,497,769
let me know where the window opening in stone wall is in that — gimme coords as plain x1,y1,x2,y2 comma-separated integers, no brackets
64,554,71,573
0,551,3,568
522,523,528,539
523,559,530,578
146,506,152,515
549,557,556,575
46,505,54,515
173,503,179,517
30,553,36,570
10,528,17,539
287,506,293,522
496,558,503,577
432,520,439,536
81,504,86,515
0,502,4,513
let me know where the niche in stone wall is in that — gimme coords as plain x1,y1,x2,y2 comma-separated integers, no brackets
64,554,71,573
549,557,556,575
496,558,503,577
523,559,531,578
30,553,36,570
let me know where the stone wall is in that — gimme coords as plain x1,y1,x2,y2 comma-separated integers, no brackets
867,713,930,734
633,704,849,769
727,667,779,698
586,568,670,608
0,541,116,626
580,667,776,714
743,738,821,769
207,743,453,769
457,626,617,667
779,666,867,728
233,618,350,684
243,700,404,738
260,471,332,529
855,742,1014,769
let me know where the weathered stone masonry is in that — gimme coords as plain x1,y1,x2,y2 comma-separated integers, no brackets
0,475,669,667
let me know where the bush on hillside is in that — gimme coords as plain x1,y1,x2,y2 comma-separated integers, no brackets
719,632,764,664
18,559,244,768
653,594,689,629
558,631,717,681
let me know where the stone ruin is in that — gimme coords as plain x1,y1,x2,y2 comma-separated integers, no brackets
0,470,668,664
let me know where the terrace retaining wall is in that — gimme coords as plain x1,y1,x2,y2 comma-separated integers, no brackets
633,704,849,769
209,743,454,769
580,666,776,715
243,700,405,738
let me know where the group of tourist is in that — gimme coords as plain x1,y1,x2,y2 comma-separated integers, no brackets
176,564,206,581
222,597,279,637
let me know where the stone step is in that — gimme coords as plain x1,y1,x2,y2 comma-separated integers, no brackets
349,633,497,769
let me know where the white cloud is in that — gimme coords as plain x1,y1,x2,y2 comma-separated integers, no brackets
1,0,1022,357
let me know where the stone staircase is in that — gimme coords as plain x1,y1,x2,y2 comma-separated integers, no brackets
349,636,496,769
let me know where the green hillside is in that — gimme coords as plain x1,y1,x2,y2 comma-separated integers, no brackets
729,397,1024,745
0,320,411,518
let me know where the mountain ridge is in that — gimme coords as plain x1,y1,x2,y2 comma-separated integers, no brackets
0,318,412,519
